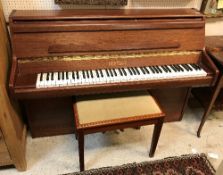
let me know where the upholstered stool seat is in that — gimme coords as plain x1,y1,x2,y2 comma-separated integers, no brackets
73,91,165,171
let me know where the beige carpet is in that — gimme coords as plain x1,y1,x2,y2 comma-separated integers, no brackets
0,105,222,175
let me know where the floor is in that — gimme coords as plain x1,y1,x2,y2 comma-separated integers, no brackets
0,101,223,175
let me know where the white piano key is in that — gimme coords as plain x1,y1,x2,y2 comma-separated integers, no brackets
68,71,74,86
41,73,47,87
92,70,100,84
36,63,208,88
36,73,41,88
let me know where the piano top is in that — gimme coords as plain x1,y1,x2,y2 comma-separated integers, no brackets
10,8,203,21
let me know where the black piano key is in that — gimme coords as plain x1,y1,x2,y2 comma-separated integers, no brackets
118,68,123,76
96,70,100,78
112,69,116,76
46,73,49,81
161,66,168,73
139,67,145,74
190,64,197,70
191,64,201,70
181,64,189,71
62,72,65,80
131,68,136,75
66,72,69,79
109,69,113,77
135,67,141,75
179,65,184,72
164,65,171,72
105,69,110,77
51,72,54,80
176,65,182,72
82,70,86,79
134,67,140,75
175,65,181,72
140,67,146,74
153,66,159,73
72,72,75,79
195,64,202,70
40,73,43,81
113,69,118,76
170,65,177,72
144,67,150,74
173,65,180,72
127,68,133,75
150,66,157,73
76,71,79,79
100,70,104,77
156,66,163,73
90,70,94,78
178,65,185,72
122,68,127,76
176,65,183,72
131,67,137,75
185,64,193,71
86,70,90,78
58,72,60,80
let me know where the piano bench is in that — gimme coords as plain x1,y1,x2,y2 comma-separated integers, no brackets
73,91,165,171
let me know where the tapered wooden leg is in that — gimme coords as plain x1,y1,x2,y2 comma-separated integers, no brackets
78,132,85,171
197,76,223,137
149,118,164,157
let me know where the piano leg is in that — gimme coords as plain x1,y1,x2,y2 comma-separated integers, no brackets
197,75,223,137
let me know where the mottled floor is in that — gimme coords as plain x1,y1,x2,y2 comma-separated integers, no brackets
0,103,223,175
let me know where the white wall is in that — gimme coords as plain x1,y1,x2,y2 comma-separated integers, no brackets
1,0,222,36
206,18,223,36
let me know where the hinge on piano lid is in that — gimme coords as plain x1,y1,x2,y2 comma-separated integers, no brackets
18,51,201,63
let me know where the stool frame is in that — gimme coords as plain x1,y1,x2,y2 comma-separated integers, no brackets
73,99,165,171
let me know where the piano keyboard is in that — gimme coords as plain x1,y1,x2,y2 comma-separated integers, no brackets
36,64,207,88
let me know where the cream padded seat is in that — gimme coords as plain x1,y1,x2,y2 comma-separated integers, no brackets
75,91,163,127
73,91,165,171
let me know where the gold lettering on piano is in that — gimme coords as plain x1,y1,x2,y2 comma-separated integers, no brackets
108,60,127,67
18,51,200,63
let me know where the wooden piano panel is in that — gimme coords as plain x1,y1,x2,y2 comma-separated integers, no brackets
22,88,189,137
13,28,204,58
17,52,201,75
23,97,75,137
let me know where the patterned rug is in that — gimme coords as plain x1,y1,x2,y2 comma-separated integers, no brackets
66,154,215,175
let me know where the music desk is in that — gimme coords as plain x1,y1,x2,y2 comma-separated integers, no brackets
193,36,223,137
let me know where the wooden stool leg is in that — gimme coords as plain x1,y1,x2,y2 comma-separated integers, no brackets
78,132,85,171
149,118,164,157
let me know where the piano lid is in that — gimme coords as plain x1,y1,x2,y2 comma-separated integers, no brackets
10,9,204,21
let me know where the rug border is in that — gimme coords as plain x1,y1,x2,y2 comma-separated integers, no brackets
65,153,216,175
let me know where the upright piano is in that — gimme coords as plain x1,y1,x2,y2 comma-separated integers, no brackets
9,9,219,137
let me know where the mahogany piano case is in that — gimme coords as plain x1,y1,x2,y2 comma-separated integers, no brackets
9,9,218,137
